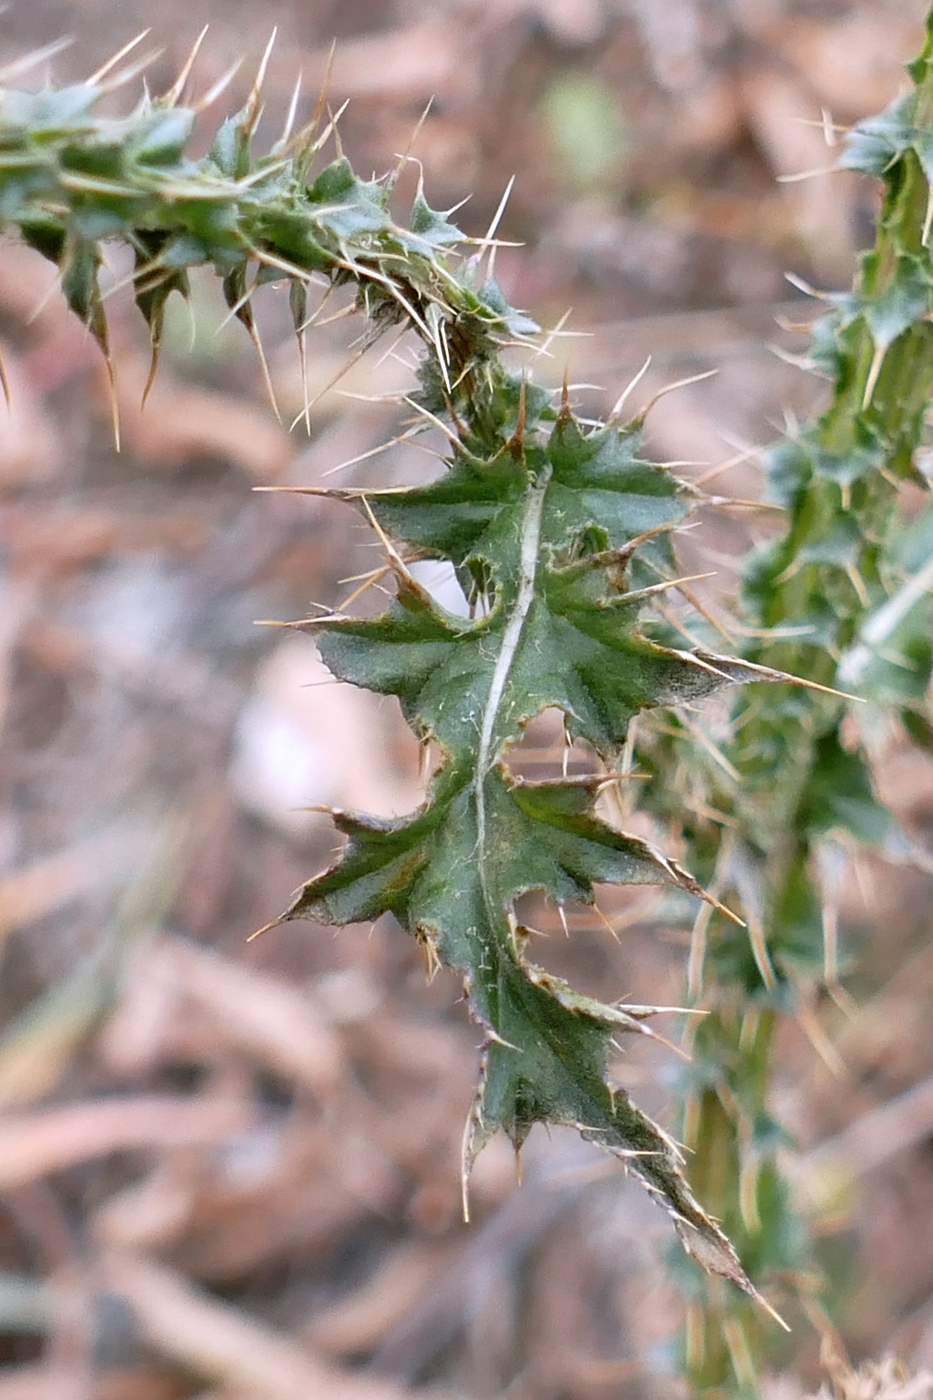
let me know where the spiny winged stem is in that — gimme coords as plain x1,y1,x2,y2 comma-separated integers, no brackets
2,29,893,1370
635,15,933,1394
473,455,550,926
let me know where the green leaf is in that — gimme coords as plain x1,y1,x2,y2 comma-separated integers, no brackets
862,253,933,351
0,65,818,1317
129,106,196,165
272,405,797,1304
839,93,915,176
407,190,463,247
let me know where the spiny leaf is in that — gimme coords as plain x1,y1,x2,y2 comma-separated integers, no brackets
635,12,933,1388
270,398,799,1307
0,51,802,1317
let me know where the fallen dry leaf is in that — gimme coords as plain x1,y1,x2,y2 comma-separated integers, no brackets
0,1096,254,1190
101,933,345,1100
101,1251,410,1400
305,1240,450,1357
113,357,292,482
0,827,145,952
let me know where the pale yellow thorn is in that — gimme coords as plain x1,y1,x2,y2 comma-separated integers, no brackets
425,304,452,396
784,271,831,301
727,654,866,705
302,301,357,334
776,164,842,182
296,326,310,435
96,48,165,94
337,563,393,611
297,38,336,153
101,354,121,453
687,899,713,1000
676,712,742,784
729,623,815,639
592,901,620,945
460,1112,474,1224
193,59,244,115
247,29,278,124
619,709,637,774
322,428,423,478
746,907,777,991
86,29,151,85
862,343,885,410
400,394,462,446
795,995,847,1078
0,343,11,410
237,158,291,190
787,113,847,139
160,25,209,107
531,307,574,361
723,1316,759,1390
679,582,736,645
328,102,345,160
0,37,74,82
277,69,304,150
244,321,281,424
924,185,933,248
295,97,350,165
246,916,282,943
844,561,869,607
692,443,762,487
287,333,380,431
561,718,571,779
707,896,745,929
473,175,516,280
608,355,651,421
618,1020,693,1062
637,367,718,421
626,571,717,606
389,98,435,189
338,564,390,583
373,326,417,370
358,495,419,592
705,496,787,514
246,245,312,285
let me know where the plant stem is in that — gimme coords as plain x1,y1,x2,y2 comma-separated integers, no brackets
672,14,933,1393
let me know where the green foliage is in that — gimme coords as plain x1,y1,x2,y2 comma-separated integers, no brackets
278,401,789,1294
0,45,800,1308
3,17,933,1395
636,15,933,1394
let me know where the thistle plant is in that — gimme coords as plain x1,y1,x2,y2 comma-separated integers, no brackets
2,17,933,1396
639,19,933,1394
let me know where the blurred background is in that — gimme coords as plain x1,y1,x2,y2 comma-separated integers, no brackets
2,1,933,1396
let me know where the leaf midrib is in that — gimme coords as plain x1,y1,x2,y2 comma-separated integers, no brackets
474,463,552,930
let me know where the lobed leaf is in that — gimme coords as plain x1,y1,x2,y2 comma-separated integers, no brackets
0,54,806,1314
273,403,800,1309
